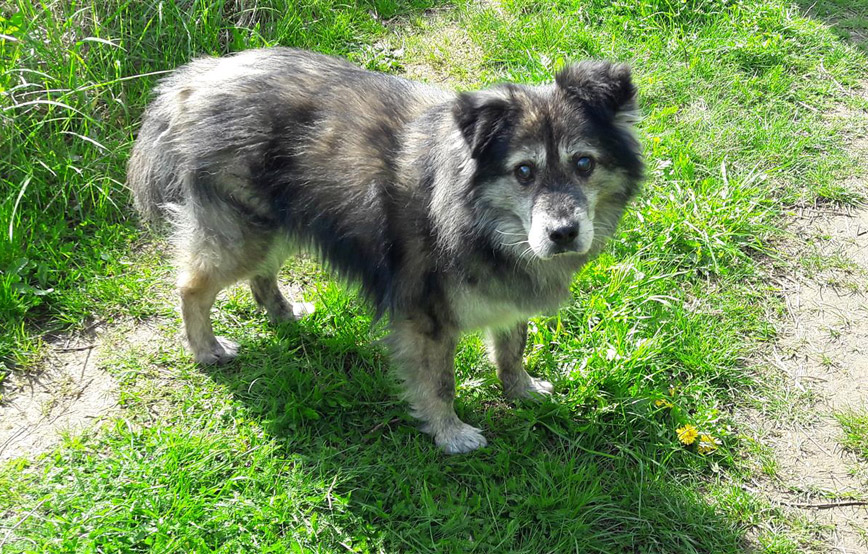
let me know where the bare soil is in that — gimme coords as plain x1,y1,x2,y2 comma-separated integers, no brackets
745,92,868,552
0,324,119,462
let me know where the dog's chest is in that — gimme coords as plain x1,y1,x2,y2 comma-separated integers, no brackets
452,291,530,331
449,273,571,331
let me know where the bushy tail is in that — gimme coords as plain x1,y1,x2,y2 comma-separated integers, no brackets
127,103,183,227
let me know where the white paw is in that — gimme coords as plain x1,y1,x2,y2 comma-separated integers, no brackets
193,336,239,365
264,301,314,324
526,376,554,396
431,421,488,454
291,301,315,319
506,376,554,401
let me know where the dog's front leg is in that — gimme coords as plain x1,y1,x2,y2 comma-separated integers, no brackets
389,319,487,454
487,321,554,399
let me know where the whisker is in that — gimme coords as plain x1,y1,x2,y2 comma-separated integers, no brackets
511,245,530,272
494,229,526,237
517,245,537,272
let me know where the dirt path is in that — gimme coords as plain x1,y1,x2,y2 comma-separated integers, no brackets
745,97,868,551
755,206,868,552
0,325,119,462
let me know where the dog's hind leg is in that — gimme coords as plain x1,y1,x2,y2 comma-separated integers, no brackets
175,218,272,365
389,319,487,454
179,267,239,365
250,275,293,323
487,321,553,399
249,243,314,324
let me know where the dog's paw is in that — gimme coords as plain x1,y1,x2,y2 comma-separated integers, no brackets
432,422,488,454
525,376,554,397
505,376,554,401
265,301,294,324
291,301,315,319
267,301,315,324
194,336,239,365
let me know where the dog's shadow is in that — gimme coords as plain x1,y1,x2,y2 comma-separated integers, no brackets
198,303,752,552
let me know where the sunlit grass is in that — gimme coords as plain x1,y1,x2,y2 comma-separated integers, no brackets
837,410,868,460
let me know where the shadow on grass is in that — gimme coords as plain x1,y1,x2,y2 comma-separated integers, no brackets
197,307,752,553
795,0,868,52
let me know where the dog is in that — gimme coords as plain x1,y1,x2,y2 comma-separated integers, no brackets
127,47,643,454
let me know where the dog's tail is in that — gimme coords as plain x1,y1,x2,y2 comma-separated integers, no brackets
126,98,184,226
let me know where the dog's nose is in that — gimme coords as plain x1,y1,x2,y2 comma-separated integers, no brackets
548,222,579,247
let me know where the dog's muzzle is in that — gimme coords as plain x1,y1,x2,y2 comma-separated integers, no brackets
528,213,594,259
546,220,580,253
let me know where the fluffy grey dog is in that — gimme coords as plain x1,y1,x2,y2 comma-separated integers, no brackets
128,48,643,454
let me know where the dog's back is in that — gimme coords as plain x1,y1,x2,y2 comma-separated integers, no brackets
129,48,445,221
128,48,452,313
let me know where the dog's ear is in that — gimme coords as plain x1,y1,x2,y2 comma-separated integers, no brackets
453,90,514,160
555,61,638,123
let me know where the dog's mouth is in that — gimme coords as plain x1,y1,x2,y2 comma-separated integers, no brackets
551,244,585,256
527,225,593,260
530,243,587,261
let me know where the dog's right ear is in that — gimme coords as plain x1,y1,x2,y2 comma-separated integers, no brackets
555,61,637,122
453,91,513,160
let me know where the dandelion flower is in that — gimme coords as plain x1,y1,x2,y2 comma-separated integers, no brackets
676,424,699,445
698,434,720,455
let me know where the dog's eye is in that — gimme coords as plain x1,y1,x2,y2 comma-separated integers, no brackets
575,156,595,175
514,163,534,184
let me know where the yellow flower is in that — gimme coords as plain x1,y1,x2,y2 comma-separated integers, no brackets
698,434,720,455
652,136,661,145
676,424,699,445
654,398,673,408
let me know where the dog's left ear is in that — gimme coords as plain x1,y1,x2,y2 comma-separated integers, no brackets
555,61,638,124
453,90,514,160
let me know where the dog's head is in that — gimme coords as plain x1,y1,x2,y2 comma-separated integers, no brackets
453,61,643,262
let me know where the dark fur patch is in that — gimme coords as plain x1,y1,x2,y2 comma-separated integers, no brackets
435,369,455,401
555,61,637,118
454,88,517,160
587,116,644,184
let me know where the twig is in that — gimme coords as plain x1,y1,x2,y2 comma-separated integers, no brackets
55,344,94,352
742,482,868,511
79,346,93,380
366,417,401,436
773,499,868,510
0,499,47,548
0,425,29,459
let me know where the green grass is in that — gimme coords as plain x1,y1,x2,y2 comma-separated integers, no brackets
837,410,868,460
1,0,867,552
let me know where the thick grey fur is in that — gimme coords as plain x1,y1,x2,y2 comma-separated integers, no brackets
127,47,643,454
